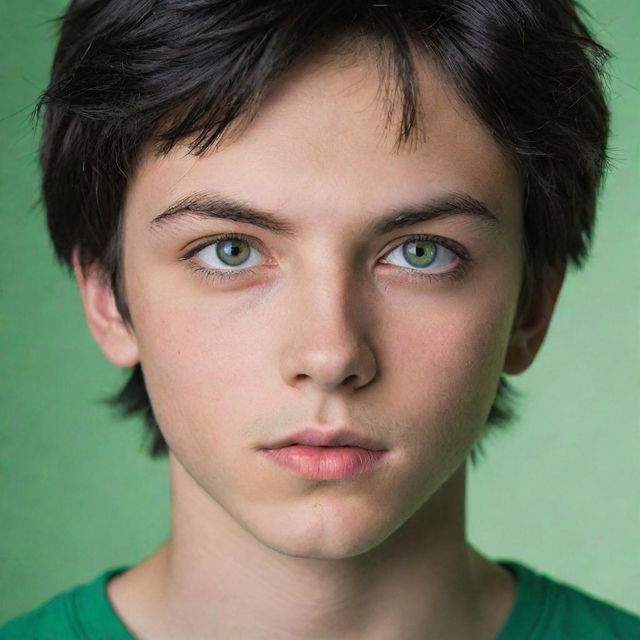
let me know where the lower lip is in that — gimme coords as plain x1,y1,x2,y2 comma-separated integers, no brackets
262,445,387,480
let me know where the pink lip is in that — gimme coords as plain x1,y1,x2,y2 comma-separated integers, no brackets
262,445,387,480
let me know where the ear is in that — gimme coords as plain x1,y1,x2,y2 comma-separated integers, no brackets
73,252,139,368
503,262,567,375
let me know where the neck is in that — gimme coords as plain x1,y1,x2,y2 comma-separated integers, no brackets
107,458,515,640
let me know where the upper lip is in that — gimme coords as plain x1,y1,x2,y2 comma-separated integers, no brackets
263,428,387,451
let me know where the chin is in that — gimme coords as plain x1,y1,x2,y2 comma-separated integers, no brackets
244,499,403,560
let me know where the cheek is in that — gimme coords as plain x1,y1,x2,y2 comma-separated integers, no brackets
129,288,270,446
385,284,517,431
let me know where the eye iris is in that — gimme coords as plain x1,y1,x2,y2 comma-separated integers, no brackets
216,239,250,266
403,240,437,268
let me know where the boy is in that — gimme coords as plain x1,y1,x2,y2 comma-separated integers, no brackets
2,0,639,638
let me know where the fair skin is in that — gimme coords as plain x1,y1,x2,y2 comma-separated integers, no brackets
75,49,564,640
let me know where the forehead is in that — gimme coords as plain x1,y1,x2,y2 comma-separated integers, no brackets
126,50,522,237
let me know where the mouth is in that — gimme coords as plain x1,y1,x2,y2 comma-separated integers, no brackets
261,428,387,452
261,444,388,480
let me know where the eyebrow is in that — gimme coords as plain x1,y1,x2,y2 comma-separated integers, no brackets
149,190,500,237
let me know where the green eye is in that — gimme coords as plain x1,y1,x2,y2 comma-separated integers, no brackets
216,238,251,266
403,240,437,268
187,232,465,284
194,235,263,271
383,237,458,273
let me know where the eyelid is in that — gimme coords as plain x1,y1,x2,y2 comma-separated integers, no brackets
181,232,471,282
381,233,469,263
182,232,468,261
180,232,267,262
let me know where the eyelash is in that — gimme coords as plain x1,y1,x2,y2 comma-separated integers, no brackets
180,232,472,284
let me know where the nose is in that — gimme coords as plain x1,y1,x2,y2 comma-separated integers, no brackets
278,269,378,394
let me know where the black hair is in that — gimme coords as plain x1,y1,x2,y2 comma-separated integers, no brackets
35,0,611,465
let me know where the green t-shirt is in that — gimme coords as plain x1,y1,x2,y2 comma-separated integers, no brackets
1,560,638,639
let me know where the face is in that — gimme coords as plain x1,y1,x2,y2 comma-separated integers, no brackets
85,51,533,559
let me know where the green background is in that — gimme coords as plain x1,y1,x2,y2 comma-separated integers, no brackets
1,0,638,624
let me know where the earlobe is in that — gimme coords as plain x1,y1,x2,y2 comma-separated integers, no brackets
503,262,566,375
73,253,139,368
